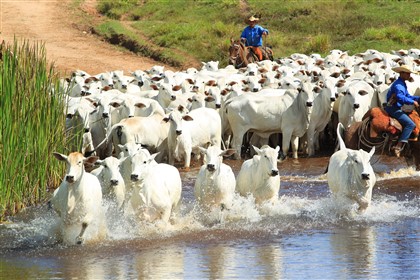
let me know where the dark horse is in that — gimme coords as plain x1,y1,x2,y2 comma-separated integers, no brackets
342,107,420,170
228,38,273,69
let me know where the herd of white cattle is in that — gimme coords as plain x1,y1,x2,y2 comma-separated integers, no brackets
50,48,420,244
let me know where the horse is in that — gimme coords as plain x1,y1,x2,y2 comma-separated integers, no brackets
342,107,420,170
228,38,273,69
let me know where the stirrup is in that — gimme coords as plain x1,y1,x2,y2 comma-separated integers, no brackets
391,146,403,157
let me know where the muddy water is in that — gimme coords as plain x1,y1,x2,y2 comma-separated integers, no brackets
0,155,419,279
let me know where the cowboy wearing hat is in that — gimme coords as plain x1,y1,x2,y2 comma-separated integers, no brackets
385,65,420,157
240,15,269,61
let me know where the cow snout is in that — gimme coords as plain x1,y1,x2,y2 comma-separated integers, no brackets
271,170,279,176
110,179,119,186
128,115,134,118
170,95,177,101
252,88,259,92
66,113,73,119
207,164,215,172
176,130,182,136
102,112,109,118
354,104,360,109
306,101,313,107
330,97,336,102
216,104,221,109
138,81,144,87
122,84,127,89
361,173,370,180
66,175,75,183
131,174,139,181
84,128,90,133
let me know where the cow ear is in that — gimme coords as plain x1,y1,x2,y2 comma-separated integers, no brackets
368,146,375,158
252,145,262,155
359,90,369,96
221,149,236,158
85,156,99,165
53,152,67,162
110,101,122,108
149,152,160,162
94,159,103,166
198,146,207,154
134,102,146,109
183,115,194,121
162,116,170,123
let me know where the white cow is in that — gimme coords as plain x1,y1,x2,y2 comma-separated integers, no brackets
50,152,106,245
112,70,141,94
91,156,126,210
327,123,376,211
194,146,236,212
129,152,182,224
306,78,336,156
235,145,281,204
225,80,314,159
338,79,376,128
163,107,222,170
105,111,169,162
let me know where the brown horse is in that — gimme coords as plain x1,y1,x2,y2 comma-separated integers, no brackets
342,107,420,170
228,38,273,69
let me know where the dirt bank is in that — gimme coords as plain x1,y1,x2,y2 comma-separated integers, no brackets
0,0,176,76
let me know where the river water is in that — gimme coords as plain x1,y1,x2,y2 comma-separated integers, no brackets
0,155,419,279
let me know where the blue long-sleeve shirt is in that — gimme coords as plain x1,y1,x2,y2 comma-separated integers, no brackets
240,25,268,47
387,77,420,108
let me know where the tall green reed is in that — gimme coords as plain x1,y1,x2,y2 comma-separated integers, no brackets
0,40,68,221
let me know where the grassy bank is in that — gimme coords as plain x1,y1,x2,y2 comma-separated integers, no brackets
92,0,420,69
0,40,68,221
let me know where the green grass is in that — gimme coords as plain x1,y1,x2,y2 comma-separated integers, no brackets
93,0,420,69
0,40,68,221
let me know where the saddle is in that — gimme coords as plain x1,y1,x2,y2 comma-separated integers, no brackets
364,107,420,139
248,46,273,61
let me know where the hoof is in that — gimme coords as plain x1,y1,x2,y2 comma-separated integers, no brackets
76,237,84,245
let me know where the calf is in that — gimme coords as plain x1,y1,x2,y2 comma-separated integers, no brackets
194,146,236,212
327,123,376,211
50,152,106,244
235,145,281,204
91,156,126,211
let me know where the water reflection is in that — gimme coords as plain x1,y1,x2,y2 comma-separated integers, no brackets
134,245,184,279
330,226,377,279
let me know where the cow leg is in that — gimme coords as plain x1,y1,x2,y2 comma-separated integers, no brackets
231,128,246,160
291,135,299,159
183,147,192,170
76,222,88,245
281,131,292,159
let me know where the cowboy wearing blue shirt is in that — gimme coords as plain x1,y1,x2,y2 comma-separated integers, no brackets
385,65,420,157
240,15,269,61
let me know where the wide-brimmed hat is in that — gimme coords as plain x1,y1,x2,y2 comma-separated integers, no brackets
392,65,418,74
246,15,259,23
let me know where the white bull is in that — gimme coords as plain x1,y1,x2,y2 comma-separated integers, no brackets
327,123,376,211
